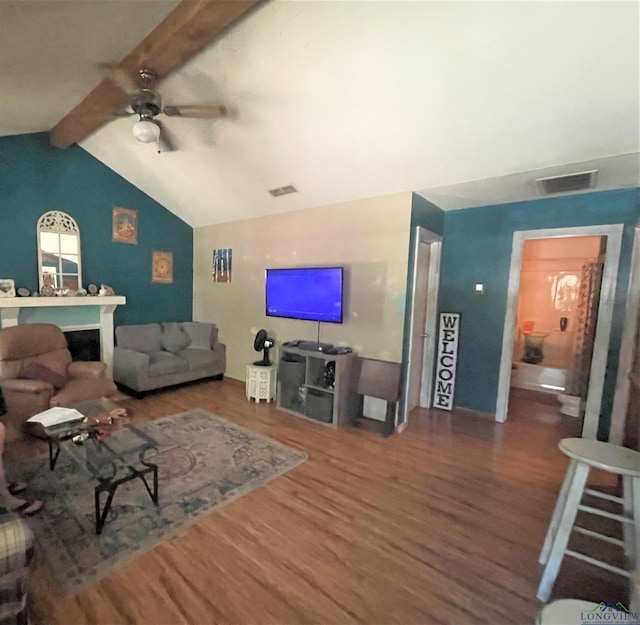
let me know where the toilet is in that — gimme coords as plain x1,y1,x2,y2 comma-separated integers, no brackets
557,393,583,417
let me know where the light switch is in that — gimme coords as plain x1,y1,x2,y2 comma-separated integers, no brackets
475,283,484,295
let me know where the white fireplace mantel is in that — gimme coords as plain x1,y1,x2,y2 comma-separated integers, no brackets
0,296,126,376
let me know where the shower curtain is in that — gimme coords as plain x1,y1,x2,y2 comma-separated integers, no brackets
565,261,603,399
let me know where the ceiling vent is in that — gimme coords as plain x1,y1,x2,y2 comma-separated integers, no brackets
536,170,598,196
269,184,298,197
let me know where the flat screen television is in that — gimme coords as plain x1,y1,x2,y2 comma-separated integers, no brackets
265,267,344,324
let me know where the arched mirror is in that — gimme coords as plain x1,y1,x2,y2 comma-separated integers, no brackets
37,211,82,294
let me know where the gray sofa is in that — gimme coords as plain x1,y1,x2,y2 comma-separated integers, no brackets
113,322,225,396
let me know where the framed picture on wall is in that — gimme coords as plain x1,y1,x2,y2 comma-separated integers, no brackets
0,279,15,297
212,248,232,283
112,207,138,244
152,251,173,283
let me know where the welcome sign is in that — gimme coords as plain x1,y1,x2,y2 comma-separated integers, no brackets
433,313,460,411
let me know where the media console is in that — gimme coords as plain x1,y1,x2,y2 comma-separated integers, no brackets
277,345,358,428
282,339,353,355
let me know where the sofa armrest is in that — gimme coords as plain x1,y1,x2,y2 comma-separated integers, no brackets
212,342,226,356
0,512,34,575
114,347,150,378
0,512,35,625
68,361,108,379
0,378,53,394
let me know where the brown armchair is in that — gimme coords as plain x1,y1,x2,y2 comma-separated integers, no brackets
0,323,117,432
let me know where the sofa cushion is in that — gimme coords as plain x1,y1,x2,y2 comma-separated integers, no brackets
182,322,215,350
161,323,192,353
18,362,67,389
148,351,189,377
176,348,218,371
116,324,163,353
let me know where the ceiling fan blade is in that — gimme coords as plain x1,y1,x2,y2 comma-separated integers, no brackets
157,122,177,154
112,69,139,95
50,0,262,148
97,64,139,95
162,104,227,119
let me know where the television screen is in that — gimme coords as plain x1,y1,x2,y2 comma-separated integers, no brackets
265,267,343,323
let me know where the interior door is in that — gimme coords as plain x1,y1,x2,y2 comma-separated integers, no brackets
401,226,442,426
409,237,438,416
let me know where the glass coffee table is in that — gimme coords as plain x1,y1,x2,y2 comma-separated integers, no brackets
44,398,159,534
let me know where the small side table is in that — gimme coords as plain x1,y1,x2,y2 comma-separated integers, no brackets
246,364,277,403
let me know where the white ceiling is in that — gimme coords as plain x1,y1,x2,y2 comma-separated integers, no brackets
1,1,638,228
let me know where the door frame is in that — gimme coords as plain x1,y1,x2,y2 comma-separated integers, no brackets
609,225,640,444
402,226,442,423
495,224,623,439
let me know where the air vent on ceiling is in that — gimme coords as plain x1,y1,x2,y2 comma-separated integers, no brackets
535,170,598,196
268,184,298,197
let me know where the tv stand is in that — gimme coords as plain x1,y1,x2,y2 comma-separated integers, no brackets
296,340,333,352
277,345,358,428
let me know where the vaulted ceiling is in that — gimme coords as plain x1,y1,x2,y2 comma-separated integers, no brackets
1,1,638,228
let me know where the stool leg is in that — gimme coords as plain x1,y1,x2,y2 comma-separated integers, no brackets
537,461,590,602
540,459,578,565
624,475,640,569
623,475,634,564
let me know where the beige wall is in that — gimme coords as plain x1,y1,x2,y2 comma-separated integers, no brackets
193,192,412,381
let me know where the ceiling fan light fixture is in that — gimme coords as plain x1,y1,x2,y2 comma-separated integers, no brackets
133,118,160,143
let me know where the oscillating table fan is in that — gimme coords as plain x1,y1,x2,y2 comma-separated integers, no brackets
253,329,274,366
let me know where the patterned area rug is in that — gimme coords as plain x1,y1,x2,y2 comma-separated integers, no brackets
6,409,307,595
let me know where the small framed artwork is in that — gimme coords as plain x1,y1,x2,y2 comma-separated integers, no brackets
0,279,16,297
213,248,232,283
112,207,138,244
152,251,173,283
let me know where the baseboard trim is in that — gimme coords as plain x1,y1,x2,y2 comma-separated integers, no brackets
452,405,496,421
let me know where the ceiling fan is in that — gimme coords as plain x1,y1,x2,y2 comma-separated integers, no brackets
113,67,228,152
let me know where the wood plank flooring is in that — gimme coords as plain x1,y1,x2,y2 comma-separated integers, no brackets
7,379,628,624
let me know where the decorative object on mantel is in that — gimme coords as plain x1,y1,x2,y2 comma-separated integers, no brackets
87,284,98,296
54,287,70,297
98,284,115,296
75,288,87,297
212,248,232,283
40,285,54,297
37,211,82,294
16,287,30,297
0,280,16,298
112,207,138,245
152,251,173,284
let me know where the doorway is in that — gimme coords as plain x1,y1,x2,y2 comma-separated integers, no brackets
496,225,623,439
402,226,442,423
510,235,604,428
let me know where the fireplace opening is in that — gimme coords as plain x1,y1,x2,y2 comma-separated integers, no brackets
64,329,100,362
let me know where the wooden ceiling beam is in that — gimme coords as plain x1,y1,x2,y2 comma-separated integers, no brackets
50,0,263,148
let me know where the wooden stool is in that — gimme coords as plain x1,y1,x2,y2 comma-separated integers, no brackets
537,438,640,602
536,599,600,624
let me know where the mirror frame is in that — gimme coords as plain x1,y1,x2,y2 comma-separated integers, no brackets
37,210,82,293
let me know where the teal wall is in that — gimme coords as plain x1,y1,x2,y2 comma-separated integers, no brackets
410,193,445,237
0,133,193,326
438,188,640,436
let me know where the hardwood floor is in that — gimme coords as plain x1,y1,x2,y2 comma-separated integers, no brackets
9,379,628,624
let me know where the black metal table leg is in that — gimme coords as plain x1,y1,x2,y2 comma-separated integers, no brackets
48,438,60,470
93,461,159,534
